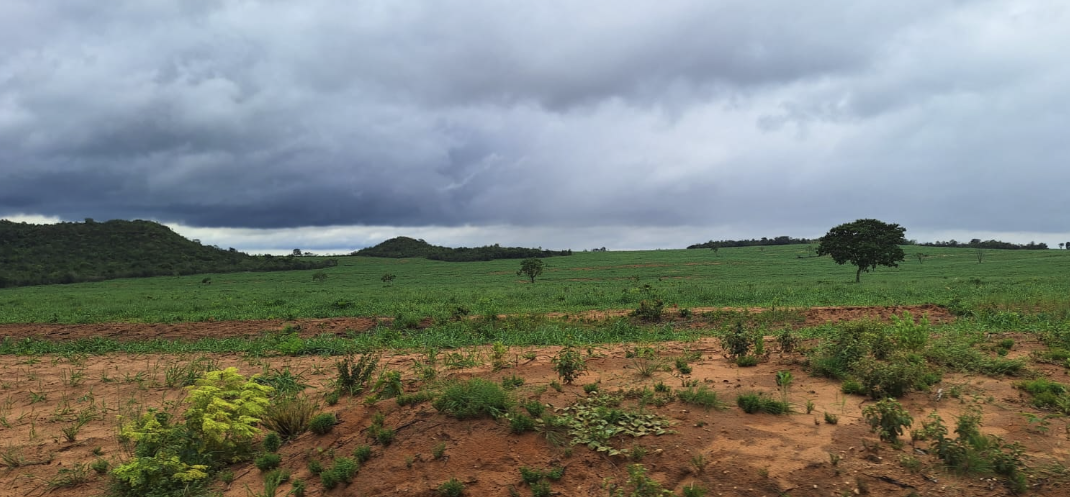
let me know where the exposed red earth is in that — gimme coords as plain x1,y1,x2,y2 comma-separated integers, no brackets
0,306,1064,497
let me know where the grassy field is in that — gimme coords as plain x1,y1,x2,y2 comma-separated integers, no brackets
2,245,1069,324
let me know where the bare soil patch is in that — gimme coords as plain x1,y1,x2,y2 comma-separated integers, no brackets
0,325,1064,497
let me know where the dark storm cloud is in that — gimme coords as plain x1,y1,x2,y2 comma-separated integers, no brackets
1,0,1068,247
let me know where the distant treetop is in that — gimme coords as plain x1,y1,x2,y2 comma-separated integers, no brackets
353,236,571,262
687,236,814,249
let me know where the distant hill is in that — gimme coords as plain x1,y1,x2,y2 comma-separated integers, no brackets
354,236,572,262
0,219,336,287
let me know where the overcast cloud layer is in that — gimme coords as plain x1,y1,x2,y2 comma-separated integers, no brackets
2,1,1068,252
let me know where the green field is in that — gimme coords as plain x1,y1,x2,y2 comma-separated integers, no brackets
2,245,1068,325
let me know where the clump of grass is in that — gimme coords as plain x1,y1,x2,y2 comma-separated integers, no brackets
262,394,319,439
48,463,91,489
736,392,791,415
676,385,726,411
433,378,512,419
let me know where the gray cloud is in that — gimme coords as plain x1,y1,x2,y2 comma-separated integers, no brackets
2,0,1068,249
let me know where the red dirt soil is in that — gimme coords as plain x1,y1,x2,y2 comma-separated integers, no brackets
0,308,1064,497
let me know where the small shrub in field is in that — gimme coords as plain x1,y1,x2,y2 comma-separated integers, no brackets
776,328,800,355
262,432,282,453
841,379,866,396
721,322,751,359
523,400,545,418
353,444,373,463
735,355,759,367
255,453,282,471
675,358,693,374
853,357,932,399
632,298,665,322
824,412,839,425
509,412,536,434
583,383,599,394
520,466,543,485
438,477,465,497
90,458,109,474
552,344,587,384
307,460,323,475
862,398,913,445
320,457,359,489
1015,378,1070,412
309,413,338,435
433,378,512,419
890,311,930,351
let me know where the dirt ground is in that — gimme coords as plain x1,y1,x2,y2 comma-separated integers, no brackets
0,307,1066,497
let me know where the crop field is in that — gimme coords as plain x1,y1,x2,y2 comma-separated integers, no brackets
2,245,1069,325
2,246,1070,497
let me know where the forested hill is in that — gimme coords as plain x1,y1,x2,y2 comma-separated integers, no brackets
0,219,336,288
353,236,572,262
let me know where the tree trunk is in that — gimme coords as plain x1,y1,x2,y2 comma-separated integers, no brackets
856,266,862,283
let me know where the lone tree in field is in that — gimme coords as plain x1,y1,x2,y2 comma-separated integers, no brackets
517,258,545,283
817,219,906,283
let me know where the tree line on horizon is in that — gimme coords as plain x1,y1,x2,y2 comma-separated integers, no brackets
0,219,336,288
688,235,1052,251
352,236,572,262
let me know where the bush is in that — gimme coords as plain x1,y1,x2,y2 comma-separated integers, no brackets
721,322,751,359
552,344,587,384
320,457,359,489
262,432,282,453
438,478,465,497
862,398,913,445
853,356,933,399
254,453,282,472
807,321,883,379
111,368,272,497
841,379,866,395
632,298,665,322
735,355,759,367
309,413,338,435
353,445,373,463
433,379,512,419
509,412,536,434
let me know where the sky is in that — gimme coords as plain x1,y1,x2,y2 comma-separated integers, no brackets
2,1,1068,254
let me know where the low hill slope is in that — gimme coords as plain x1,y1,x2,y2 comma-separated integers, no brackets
354,236,571,262
0,219,335,287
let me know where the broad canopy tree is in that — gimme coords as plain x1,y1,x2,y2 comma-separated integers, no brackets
817,219,906,283
517,258,545,283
